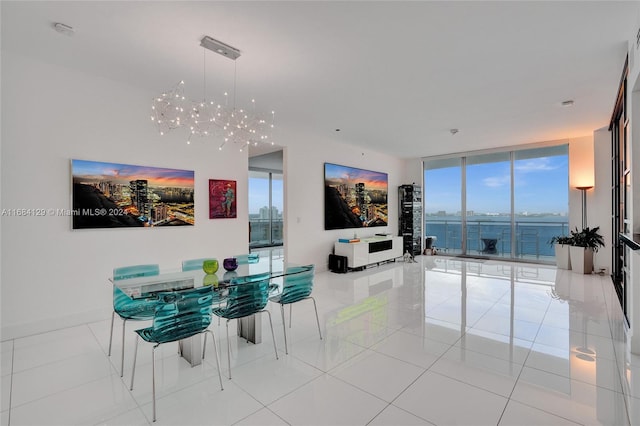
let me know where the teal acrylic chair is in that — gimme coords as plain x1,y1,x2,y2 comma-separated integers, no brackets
109,264,160,377
234,253,260,264
269,264,322,354
129,286,223,422
212,272,278,379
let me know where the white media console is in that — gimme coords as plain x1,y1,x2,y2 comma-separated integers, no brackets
334,236,403,270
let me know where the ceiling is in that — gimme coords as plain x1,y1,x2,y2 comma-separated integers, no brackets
2,1,637,159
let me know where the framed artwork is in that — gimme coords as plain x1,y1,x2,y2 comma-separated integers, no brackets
71,159,195,229
324,162,388,230
209,179,237,219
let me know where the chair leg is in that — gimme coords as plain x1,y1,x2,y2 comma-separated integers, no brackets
261,310,279,360
129,336,139,391
279,304,288,355
152,345,157,422
202,333,207,359
120,318,128,377
289,304,293,328
108,311,115,356
226,320,232,380
309,297,323,340
204,330,224,391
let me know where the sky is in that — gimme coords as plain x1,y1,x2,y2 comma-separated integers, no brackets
72,159,194,188
324,163,388,192
425,154,568,215
248,174,283,214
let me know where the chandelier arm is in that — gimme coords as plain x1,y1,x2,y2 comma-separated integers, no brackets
233,60,237,111
202,47,206,102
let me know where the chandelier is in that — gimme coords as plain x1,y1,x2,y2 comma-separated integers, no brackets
150,36,275,151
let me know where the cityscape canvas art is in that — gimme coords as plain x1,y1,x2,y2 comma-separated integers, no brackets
209,179,237,219
324,162,388,230
71,159,195,229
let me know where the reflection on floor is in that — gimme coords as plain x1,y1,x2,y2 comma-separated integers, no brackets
2,256,638,425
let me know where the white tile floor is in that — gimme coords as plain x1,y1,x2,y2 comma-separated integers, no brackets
2,256,639,425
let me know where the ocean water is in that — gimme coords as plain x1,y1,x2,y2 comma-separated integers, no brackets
425,216,569,257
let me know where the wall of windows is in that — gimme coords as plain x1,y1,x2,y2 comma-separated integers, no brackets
424,144,569,263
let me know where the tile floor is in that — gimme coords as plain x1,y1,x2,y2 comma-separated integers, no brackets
2,256,639,425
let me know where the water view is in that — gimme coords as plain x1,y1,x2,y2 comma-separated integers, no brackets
425,215,569,259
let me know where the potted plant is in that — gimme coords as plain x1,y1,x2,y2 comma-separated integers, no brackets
569,227,605,274
549,235,573,270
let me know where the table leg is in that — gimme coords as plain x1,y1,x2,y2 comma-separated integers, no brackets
179,336,202,366
237,314,262,343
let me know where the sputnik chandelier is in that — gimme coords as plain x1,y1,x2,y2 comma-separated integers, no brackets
151,36,275,151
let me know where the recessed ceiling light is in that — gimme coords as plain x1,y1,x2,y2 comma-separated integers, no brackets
561,100,574,107
53,22,75,36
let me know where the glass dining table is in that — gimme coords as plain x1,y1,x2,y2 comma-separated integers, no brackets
110,257,291,367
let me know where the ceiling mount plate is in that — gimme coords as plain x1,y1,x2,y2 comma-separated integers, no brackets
200,36,241,60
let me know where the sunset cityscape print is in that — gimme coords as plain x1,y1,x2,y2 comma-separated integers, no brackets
324,162,388,230
71,159,194,229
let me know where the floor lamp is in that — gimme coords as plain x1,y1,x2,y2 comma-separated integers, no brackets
576,186,593,229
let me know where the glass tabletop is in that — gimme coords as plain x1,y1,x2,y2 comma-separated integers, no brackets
110,258,289,299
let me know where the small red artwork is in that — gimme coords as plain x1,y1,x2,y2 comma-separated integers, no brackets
209,179,236,219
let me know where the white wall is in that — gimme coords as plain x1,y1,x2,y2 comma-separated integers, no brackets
568,135,596,233
593,127,613,274
0,51,407,339
1,52,250,339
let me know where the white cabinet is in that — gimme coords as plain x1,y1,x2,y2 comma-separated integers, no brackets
334,236,403,269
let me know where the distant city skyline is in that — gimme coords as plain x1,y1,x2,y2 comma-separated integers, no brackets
248,174,283,215
249,206,283,220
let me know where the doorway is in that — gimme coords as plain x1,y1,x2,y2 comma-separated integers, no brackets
248,148,284,253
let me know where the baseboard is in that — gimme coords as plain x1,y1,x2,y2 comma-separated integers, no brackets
1,307,111,341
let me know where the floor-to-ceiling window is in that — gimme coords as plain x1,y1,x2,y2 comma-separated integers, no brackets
424,144,568,263
424,158,462,254
513,146,570,261
466,152,512,258
248,170,283,248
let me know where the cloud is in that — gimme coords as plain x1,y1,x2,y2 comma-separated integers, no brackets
483,175,510,187
514,157,557,172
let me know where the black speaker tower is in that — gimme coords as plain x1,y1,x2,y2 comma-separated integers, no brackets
398,184,422,256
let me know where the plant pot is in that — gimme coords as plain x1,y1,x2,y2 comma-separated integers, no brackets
569,246,594,274
554,243,571,270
